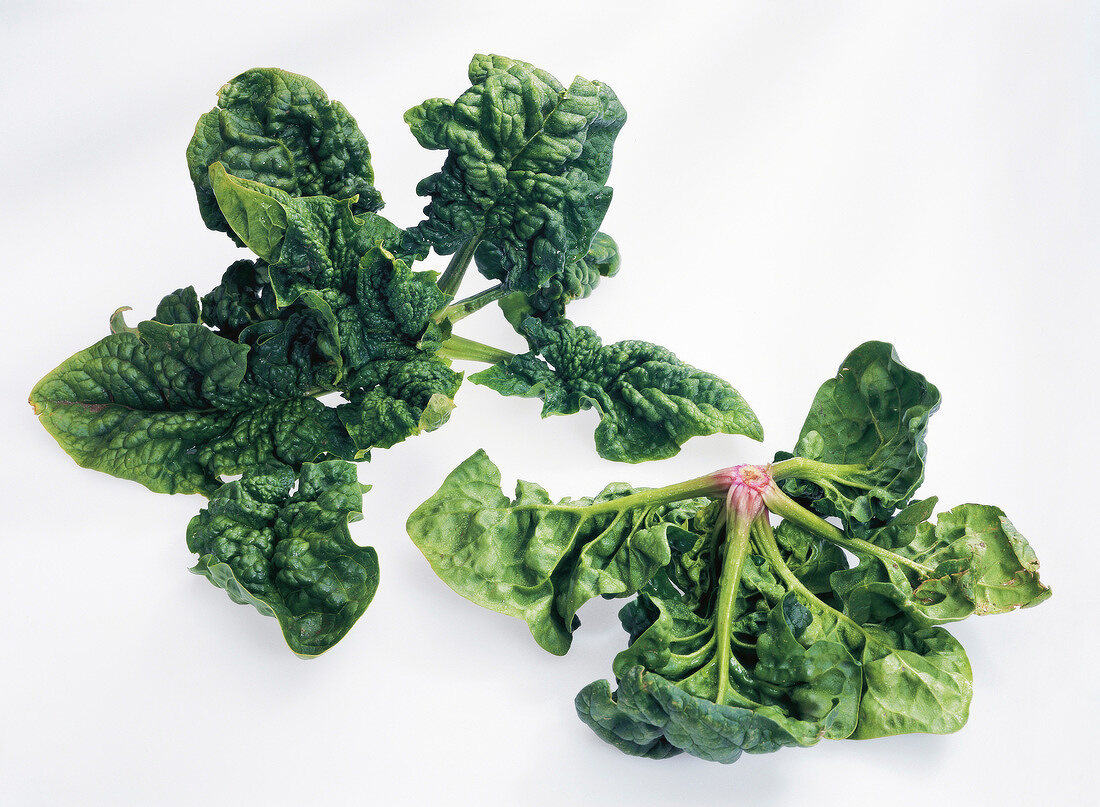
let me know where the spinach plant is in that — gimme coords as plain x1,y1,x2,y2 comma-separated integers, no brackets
30,56,761,656
408,341,1050,762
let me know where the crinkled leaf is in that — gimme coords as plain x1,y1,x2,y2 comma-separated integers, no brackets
336,356,461,451
187,68,383,240
30,320,353,495
205,167,462,449
498,231,621,328
584,554,863,763
154,287,201,325
406,450,687,655
777,341,940,526
342,246,454,367
579,503,971,761
831,499,1051,624
210,166,445,372
187,460,377,657
406,54,626,295
528,230,621,316
199,259,281,337
470,317,762,462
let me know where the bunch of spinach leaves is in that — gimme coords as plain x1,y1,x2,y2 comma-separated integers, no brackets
408,341,1050,762
30,56,761,656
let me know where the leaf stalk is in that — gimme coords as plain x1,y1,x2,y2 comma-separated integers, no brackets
761,482,933,576
439,284,508,324
435,233,482,298
437,334,515,365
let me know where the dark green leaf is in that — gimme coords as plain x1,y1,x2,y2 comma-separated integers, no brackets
210,166,447,375
575,678,681,760
470,317,762,462
30,320,353,495
406,54,626,295
501,231,621,324
187,68,383,240
532,230,620,315
154,287,201,325
199,260,280,338
187,460,377,657
336,356,461,451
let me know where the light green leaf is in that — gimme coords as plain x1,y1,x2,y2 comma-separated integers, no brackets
208,162,289,261
406,450,687,655
777,341,940,526
831,499,1051,624
849,619,972,739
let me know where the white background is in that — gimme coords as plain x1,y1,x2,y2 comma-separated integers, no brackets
2,1,1096,804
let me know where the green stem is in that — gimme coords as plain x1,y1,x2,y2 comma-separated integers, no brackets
672,635,716,665
670,629,713,649
714,496,754,704
750,517,862,634
437,334,515,365
436,234,481,297
769,457,871,488
705,512,727,581
583,474,729,516
503,474,725,526
762,483,934,576
438,284,508,324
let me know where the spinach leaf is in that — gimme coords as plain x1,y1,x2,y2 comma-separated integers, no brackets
406,450,713,655
526,231,622,317
406,54,626,295
775,341,940,527
188,67,384,241
187,460,377,657
578,577,865,761
41,57,763,659
199,259,281,338
497,231,621,330
417,340,1048,762
154,286,202,325
470,316,763,462
829,498,1051,624
577,512,974,761
29,319,353,495
208,164,463,452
